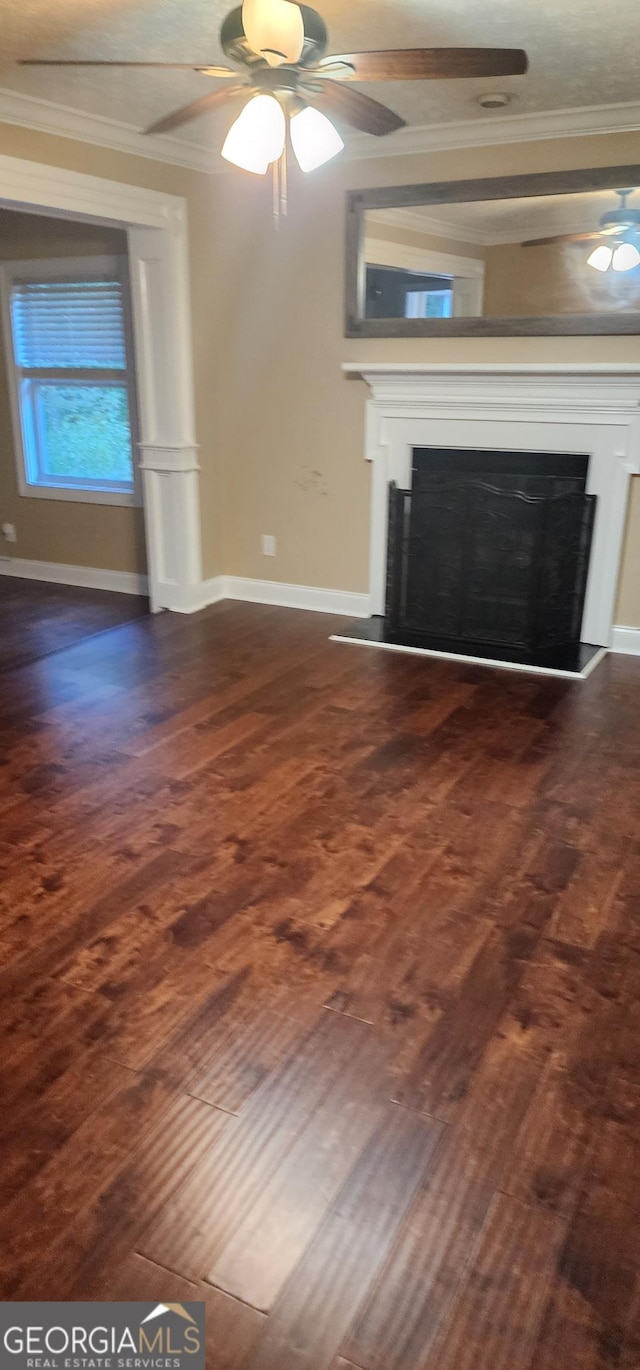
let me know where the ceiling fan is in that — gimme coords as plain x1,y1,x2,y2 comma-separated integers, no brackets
20,0,528,176
521,188,640,273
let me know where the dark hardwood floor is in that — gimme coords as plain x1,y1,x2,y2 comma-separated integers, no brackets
0,576,148,673
1,599,639,1369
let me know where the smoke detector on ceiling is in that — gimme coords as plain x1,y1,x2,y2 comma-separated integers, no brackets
476,91,513,109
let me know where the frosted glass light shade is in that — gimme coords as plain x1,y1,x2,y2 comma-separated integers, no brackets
222,95,286,174
242,0,304,66
612,241,640,272
290,106,344,172
587,244,613,272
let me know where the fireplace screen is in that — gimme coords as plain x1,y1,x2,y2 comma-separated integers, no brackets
386,451,596,654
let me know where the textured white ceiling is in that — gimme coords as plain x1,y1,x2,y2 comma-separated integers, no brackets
2,0,640,148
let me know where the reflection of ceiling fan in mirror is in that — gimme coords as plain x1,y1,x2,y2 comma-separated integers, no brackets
20,0,528,175
522,189,640,272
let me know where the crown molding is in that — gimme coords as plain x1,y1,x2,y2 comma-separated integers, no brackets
0,85,639,177
368,203,621,249
368,206,488,245
0,85,219,174
370,202,627,252
346,98,640,161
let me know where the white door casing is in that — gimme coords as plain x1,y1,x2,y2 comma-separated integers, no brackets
0,152,203,612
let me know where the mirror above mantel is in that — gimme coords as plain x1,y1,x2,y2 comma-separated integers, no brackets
345,165,640,338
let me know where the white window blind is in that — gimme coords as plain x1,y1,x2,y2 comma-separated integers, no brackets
10,279,127,370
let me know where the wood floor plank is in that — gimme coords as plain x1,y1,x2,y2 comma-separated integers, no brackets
498,1059,591,1217
99,1248,273,1370
343,1033,541,1370
0,601,638,1368
245,1106,443,1370
0,1072,178,1282
0,579,148,675
0,1052,137,1203
527,1119,640,1370
137,1012,373,1281
4,1089,231,1300
206,1030,390,1309
428,1192,565,1370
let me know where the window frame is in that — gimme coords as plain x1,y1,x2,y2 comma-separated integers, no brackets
404,288,454,320
0,254,141,507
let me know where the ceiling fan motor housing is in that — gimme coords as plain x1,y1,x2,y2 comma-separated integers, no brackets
600,207,640,231
221,5,328,67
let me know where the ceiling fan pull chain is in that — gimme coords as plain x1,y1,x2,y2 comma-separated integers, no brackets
272,146,288,229
272,157,280,228
280,143,288,219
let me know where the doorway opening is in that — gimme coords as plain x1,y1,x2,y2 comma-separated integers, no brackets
0,151,202,623
0,204,150,668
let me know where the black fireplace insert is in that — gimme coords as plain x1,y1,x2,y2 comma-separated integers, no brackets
385,448,596,663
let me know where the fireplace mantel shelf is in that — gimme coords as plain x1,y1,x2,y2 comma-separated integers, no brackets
342,363,640,415
342,362,640,376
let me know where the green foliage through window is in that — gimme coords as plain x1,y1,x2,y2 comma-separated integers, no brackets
31,383,133,484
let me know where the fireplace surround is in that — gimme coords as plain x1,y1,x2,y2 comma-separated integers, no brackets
337,363,640,676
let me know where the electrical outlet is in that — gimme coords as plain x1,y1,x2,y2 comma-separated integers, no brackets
261,534,276,557
1,523,17,543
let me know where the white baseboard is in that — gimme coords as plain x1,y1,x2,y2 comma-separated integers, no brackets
186,575,227,614
197,575,370,618
6,560,634,655
610,625,640,655
0,561,366,616
0,555,148,597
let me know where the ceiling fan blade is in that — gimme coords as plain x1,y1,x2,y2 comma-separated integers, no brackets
521,231,607,247
306,81,405,136
19,60,238,74
144,84,246,135
313,47,528,81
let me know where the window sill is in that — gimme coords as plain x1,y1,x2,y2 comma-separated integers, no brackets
18,483,140,508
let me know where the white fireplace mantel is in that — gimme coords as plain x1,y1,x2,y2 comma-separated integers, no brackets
343,362,640,648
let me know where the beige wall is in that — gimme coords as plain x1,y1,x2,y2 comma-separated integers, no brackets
0,120,638,618
206,130,640,617
616,477,640,624
0,207,146,574
483,237,640,316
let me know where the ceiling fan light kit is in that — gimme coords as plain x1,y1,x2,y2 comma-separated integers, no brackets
20,2,528,193
521,188,640,272
587,244,615,272
289,105,344,172
241,0,304,67
221,91,285,171
612,241,640,271
587,240,640,272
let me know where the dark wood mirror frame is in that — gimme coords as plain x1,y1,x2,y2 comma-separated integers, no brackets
345,163,640,338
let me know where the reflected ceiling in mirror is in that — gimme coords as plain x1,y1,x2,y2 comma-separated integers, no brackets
346,166,640,336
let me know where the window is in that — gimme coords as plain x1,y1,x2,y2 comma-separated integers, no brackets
1,257,138,504
405,288,453,319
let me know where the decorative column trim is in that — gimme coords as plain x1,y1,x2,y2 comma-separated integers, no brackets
138,444,200,473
